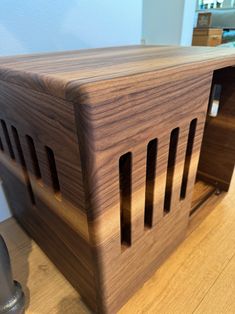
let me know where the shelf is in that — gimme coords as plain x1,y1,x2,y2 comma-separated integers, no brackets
196,7,235,11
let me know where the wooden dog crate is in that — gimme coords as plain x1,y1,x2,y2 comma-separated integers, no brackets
0,46,235,313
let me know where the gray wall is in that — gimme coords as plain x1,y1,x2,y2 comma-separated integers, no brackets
142,0,196,45
0,0,143,56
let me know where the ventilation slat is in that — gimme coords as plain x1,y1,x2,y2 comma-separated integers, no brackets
180,119,197,199
1,120,15,159
0,136,3,151
26,135,42,180
164,127,179,213
119,152,132,247
45,146,61,198
11,126,35,205
145,139,158,228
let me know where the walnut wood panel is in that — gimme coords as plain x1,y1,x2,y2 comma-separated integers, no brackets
1,46,235,313
198,67,235,191
0,81,96,308
0,80,86,214
0,161,97,311
74,73,212,312
0,46,235,99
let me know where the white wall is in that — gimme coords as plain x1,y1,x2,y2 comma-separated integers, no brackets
0,0,142,222
142,0,196,46
0,0,143,56
181,0,198,45
0,183,11,221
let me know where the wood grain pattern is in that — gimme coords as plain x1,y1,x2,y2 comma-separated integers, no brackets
0,46,235,99
76,72,212,313
0,81,96,310
0,174,234,313
121,176,235,314
0,45,235,313
0,141,96,311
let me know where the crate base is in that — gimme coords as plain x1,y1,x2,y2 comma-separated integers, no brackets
0,161,98,313
1,175,225,313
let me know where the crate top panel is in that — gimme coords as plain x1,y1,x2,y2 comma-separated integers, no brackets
0,45,235,101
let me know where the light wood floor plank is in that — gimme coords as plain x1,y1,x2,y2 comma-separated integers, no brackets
194,252,235,314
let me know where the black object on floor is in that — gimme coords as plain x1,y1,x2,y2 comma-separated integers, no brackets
0,235,25,314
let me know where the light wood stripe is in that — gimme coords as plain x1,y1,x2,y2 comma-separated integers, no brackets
0,151,89,241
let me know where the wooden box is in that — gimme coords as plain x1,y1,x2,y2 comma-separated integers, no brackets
0,46,235,313
197,13,212,28
192,28,223,47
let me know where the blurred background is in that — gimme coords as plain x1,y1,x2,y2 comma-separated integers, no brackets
0,0,197,57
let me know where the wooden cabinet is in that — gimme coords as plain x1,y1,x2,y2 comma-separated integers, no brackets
0,46,235,314
192,28,223,46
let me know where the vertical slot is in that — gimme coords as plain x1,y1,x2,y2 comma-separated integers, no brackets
26,135,42,180
144,139,158,228
45,146,61,198
164,127,179,213
180,119,197,200
1,120,15,159
119,152,132,247
0,136,3,151
11,126,35,205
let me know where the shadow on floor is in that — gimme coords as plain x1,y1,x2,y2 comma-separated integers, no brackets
57,296,93,314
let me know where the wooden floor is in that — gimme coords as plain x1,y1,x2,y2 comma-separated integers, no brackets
1,175,235,314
